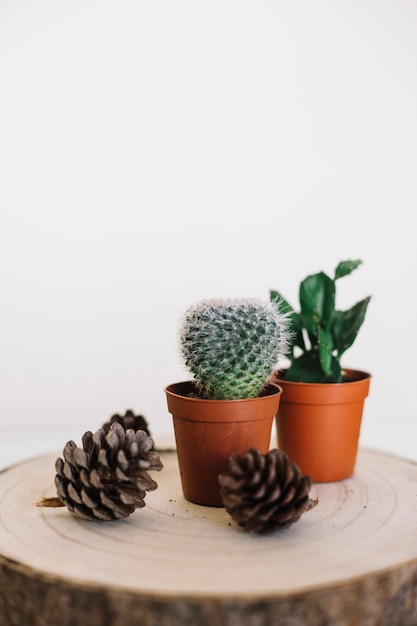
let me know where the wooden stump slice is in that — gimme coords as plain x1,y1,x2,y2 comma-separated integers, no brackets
0,448,416,625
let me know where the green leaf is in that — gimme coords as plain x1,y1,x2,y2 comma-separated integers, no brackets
334,259,362,280
299,272,335,338
285,352,324,382
332,296,371,356
318,327,334,376
286,351,342,383
270,290,305,352
325,355,342,382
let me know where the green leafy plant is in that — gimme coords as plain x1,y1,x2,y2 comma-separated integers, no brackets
179,297,291,399
270,260,371,383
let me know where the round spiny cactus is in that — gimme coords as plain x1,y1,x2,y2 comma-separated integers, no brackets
179,297,291,400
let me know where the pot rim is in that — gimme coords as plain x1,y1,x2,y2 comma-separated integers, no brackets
164,380,283,404
272,368,371,388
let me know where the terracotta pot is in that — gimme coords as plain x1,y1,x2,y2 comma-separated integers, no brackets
274,369,371,482
164,381,283,506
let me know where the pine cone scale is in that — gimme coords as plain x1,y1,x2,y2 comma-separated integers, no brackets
91,507,114,521
81,431,95,454
117,450,129,471
89,469,103,489
80,489,97,509
79,469,93,488
252,483,267,500
67,483,83,505
55,475,67,502
136,473,158,491
63,462,77,484
279,485,297,506
115,467,130,481
73,448,89,470
63,441,77,463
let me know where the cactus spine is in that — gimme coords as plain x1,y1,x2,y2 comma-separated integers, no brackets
179,297,290,400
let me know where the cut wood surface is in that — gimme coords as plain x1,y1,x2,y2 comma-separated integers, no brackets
0,448,416,625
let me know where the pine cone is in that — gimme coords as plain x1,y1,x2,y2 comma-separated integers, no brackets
102,410,151,437
219,448,313,534
55,422,163,521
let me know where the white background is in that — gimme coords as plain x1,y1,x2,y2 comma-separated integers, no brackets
1,0,416,467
